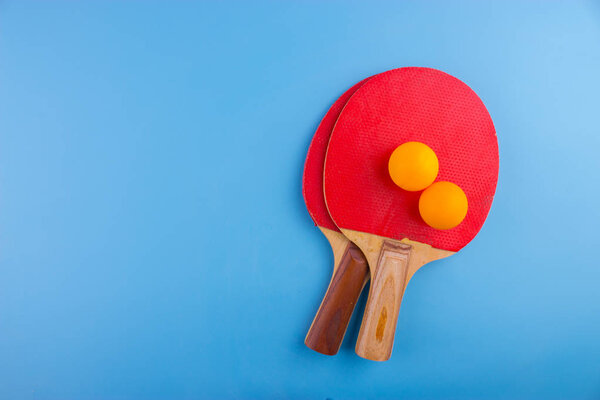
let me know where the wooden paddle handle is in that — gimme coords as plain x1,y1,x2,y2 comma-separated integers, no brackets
355,241,411,361
305,240,369,355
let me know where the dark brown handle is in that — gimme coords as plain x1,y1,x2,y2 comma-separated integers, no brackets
305,241,369,355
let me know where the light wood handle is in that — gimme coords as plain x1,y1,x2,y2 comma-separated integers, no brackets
305,240,369,355
355,241,411,361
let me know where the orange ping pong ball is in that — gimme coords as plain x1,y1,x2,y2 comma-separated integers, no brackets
388,142,439,191
419,181,468,230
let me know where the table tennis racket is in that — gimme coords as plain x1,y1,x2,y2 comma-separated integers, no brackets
324,67,498,361
302,78,371,355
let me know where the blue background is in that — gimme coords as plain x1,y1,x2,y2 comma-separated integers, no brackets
1,1,599,399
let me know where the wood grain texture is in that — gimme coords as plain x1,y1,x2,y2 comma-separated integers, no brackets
304,227,370,355
343,229,454,361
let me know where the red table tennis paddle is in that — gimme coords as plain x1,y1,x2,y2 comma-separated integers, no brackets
302,78,371,355
324,67,499,361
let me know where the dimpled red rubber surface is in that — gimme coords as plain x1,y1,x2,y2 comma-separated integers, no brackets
302,78,369,231
324,67,498,252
